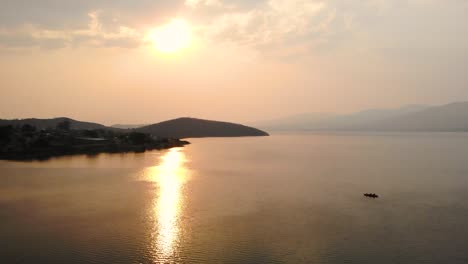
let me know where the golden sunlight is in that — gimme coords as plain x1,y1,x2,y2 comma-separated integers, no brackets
147,19,192,54
144,148,190,259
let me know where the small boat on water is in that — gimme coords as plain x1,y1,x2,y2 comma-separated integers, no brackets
364,193,379,198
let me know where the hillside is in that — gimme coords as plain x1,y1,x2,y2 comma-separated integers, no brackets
0,117,269,138
0,117,110,130
0,122,188,160
136,117,269,138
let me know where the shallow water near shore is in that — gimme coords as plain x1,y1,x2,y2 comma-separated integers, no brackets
1,132,468,264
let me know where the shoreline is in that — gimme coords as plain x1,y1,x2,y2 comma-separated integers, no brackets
0,139,190,161
0,124,191,161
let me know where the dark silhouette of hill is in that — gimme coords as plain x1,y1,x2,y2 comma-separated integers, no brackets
136,117,269,138
0,117,110,130
0,117,268,138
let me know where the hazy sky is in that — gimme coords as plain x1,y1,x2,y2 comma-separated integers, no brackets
1,0,467,125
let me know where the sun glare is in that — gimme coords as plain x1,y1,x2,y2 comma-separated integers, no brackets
143,148,190,259
148,19,192,54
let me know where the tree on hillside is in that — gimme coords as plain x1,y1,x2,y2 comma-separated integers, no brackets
82,130,99,138
21,124,36,133
57,120,71,131
0,125,13,142
128,132,148,145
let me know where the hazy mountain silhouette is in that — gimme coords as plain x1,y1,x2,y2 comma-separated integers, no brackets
255,104,429,131
0,117,109,130
311,104,430,130
253,113,337,131
136,117,269,138
363,102,468,131
253,103,468,132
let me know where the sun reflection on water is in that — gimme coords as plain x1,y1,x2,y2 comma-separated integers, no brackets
144,148,190,261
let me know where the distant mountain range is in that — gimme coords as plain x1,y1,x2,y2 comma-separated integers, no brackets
8,101,468,136
255,102,468,132
0,117,269,138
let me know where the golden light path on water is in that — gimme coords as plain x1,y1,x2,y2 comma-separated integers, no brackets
144,148,190,261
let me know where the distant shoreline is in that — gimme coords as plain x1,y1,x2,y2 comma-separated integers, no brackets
0,116,268,161
0,123,190,161
0,140,190,161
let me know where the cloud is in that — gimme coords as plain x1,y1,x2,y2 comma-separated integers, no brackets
0,0,467,57
189,0,468,59
185,0,223,8
0,0,185,28
0,11,143,49
0,0,338,52
192,0,337,58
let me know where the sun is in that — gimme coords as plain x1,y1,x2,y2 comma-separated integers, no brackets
147,19,192,54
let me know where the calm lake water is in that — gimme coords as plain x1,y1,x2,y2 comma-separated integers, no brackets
1,132,468,264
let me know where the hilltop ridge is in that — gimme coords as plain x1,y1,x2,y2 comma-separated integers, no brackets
136,117,269,138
